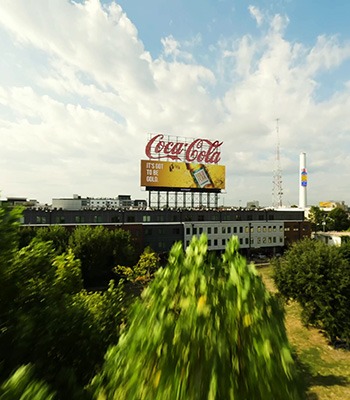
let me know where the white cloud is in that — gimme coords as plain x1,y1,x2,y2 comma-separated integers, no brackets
248,5,264,27
0,1,350,206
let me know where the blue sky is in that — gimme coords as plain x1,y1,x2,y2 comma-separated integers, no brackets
1,0,350,207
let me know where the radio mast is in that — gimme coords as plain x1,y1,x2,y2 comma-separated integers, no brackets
272,118,283,208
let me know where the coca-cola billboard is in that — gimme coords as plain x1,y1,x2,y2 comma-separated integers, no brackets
145,134,223,164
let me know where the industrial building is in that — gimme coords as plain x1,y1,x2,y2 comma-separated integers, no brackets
22,207,311,256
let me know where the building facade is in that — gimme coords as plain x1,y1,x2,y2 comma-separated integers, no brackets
22,207,311,256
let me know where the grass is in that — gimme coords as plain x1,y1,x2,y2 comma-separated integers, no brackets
258,265,350,400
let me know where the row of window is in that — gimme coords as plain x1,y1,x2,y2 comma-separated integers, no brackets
185,225,283,235
186,236,283,247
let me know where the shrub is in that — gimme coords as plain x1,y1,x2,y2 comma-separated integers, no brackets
93,235,302,399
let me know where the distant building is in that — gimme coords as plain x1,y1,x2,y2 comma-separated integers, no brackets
0,197,39,208
319,201,348,211
313,231,350,246
246,200,259,209
51,194,146,210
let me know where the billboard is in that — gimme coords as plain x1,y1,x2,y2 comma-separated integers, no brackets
140,160,225,191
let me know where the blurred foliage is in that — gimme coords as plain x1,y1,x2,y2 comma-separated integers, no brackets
114,246,160,284
0,206,128,399
272,238,350,345
0,365,55,400
93,235,303,400
69,226,136,286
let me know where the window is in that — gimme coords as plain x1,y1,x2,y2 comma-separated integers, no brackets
193,227,197,234
186,240,190,247
127,216,135,222
143,215,151,222
222,239,226,245
245,226,249,233
94,215,102,223
227,227,231,234
245,238,249,244
239,227,243,233
75,216,84,223
268,226,272,232
239,238,243,245
233,227,237,233
268,237,272,243
222,227,226,234
273,237,276,243
273,226,276,232
186,227,191,235
262,237,266,243
199,227,203,234
208,239,212,246
214,227,218,234
214,239,218,246
208,227,212,234
257,237,261,244
111,216,120,223
55,216,65,224
263,226,267,232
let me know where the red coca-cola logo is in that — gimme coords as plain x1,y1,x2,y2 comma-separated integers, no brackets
145,134,222,164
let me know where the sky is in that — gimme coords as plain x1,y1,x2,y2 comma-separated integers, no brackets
1,0,350,207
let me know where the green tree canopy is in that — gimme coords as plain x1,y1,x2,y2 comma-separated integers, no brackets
273,238,350,344
93,236,302,400
69,226,136,285
307,206,326,232
327,207,350,231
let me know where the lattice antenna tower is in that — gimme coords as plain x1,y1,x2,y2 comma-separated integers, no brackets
272,118,283,208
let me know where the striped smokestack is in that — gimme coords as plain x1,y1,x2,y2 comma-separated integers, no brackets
299,152,307,209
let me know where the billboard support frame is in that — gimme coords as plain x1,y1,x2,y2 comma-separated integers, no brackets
147,189,219,209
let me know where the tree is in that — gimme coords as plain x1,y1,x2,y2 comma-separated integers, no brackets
93,236,302,399
327,207,350,231
307,206,326,232
114,246,160,284
69,226,136,286
273,238,350,344
35,225,70,254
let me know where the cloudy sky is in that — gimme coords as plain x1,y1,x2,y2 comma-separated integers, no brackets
1,0,350,207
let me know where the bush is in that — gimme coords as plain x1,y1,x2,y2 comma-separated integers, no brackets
93,235,302,399
272,238,350,344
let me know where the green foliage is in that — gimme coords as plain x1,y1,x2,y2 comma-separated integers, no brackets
272,238,350,344
93,235,302,400
115,246,160,284
69,226,136,285
0,206,129,398
0,365,55,400
327,207,350,231
0,205,22,264
35,225,70,254
307,206,326,232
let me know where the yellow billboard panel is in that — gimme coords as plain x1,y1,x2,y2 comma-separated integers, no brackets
140,160,225,190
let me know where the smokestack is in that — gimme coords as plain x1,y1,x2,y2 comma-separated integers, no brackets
299,152,307,209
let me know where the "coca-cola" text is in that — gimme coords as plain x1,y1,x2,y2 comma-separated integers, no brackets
145,134,222,164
